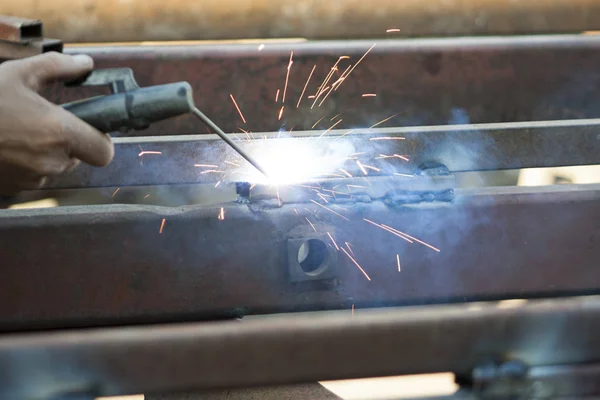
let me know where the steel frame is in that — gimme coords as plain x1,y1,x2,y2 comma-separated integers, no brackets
3,33,600,399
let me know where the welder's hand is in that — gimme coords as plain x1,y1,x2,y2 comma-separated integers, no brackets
0,52,114,195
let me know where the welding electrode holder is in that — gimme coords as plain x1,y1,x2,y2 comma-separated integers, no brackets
61,68,194,133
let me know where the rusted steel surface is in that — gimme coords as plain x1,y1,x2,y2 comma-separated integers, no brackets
42,120,600,189
2,0,600,42
2,297,600,398
0,37,62,60
0,15,41,42
42,35,600,135
0,184,598,332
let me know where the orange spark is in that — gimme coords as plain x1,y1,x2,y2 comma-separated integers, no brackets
342,248,371,281
330,113,342,121
334,44,376,92
250,183,257,190
327,232,340,250
394,173,414,178
111,188,120,198
381,225,440,252
258,44,265,51
229,94,247,124
331,64,353,90
159,218,166,234
339,168,352,178
305,217,317,232
352,304,354,316
362,164,380,172
194,164,219,168
200,170,225,174
310,199,350,221
311,57,346,108
356,160,368,175
386,28,401,33
319,119,343,137
225,160,240,167
397,254,401,271
138,150,162,156
282,51,293,103
294,208,299,215
297,64,316,108
215,181,222,188
362,93,376,97
237,127,254,140
218,207,225,221
370,113,400,128
369,136,406,141
275,89,280,103
363,218,414,244
144,194,150,199
317,193,330,203
376,154,409,162
311,116,325,129
278,106,285,121
311,86,330,109
347,184,367,189
345,242,355,256
308,95,315,99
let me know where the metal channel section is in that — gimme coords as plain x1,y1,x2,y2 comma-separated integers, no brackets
42,35,600,135
43,119,600,189
2,296,600,398
0,184,599,331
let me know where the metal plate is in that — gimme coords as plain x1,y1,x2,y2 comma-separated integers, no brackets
0,184,599,331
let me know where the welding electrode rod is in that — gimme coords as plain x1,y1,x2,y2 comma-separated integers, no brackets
191,107,268,177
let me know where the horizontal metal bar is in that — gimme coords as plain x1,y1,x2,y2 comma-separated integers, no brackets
0,38,63,60
42,35,600,134
43,119,600,189
0,184,599,332
6,0,600,42
3,296,600,398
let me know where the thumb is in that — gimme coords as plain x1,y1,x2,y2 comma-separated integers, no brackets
18,52,94,90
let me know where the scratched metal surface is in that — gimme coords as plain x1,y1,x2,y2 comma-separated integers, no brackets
40,35,600,135
0,184,598,331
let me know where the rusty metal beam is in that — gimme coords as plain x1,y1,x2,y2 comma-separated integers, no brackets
3,297,600,398
42,35,600,135
0,15,42,42
0,38,62,60
41,119,600,189
0,184,598,332
2,0,600,42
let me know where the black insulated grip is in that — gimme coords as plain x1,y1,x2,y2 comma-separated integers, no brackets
61,82,195,132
